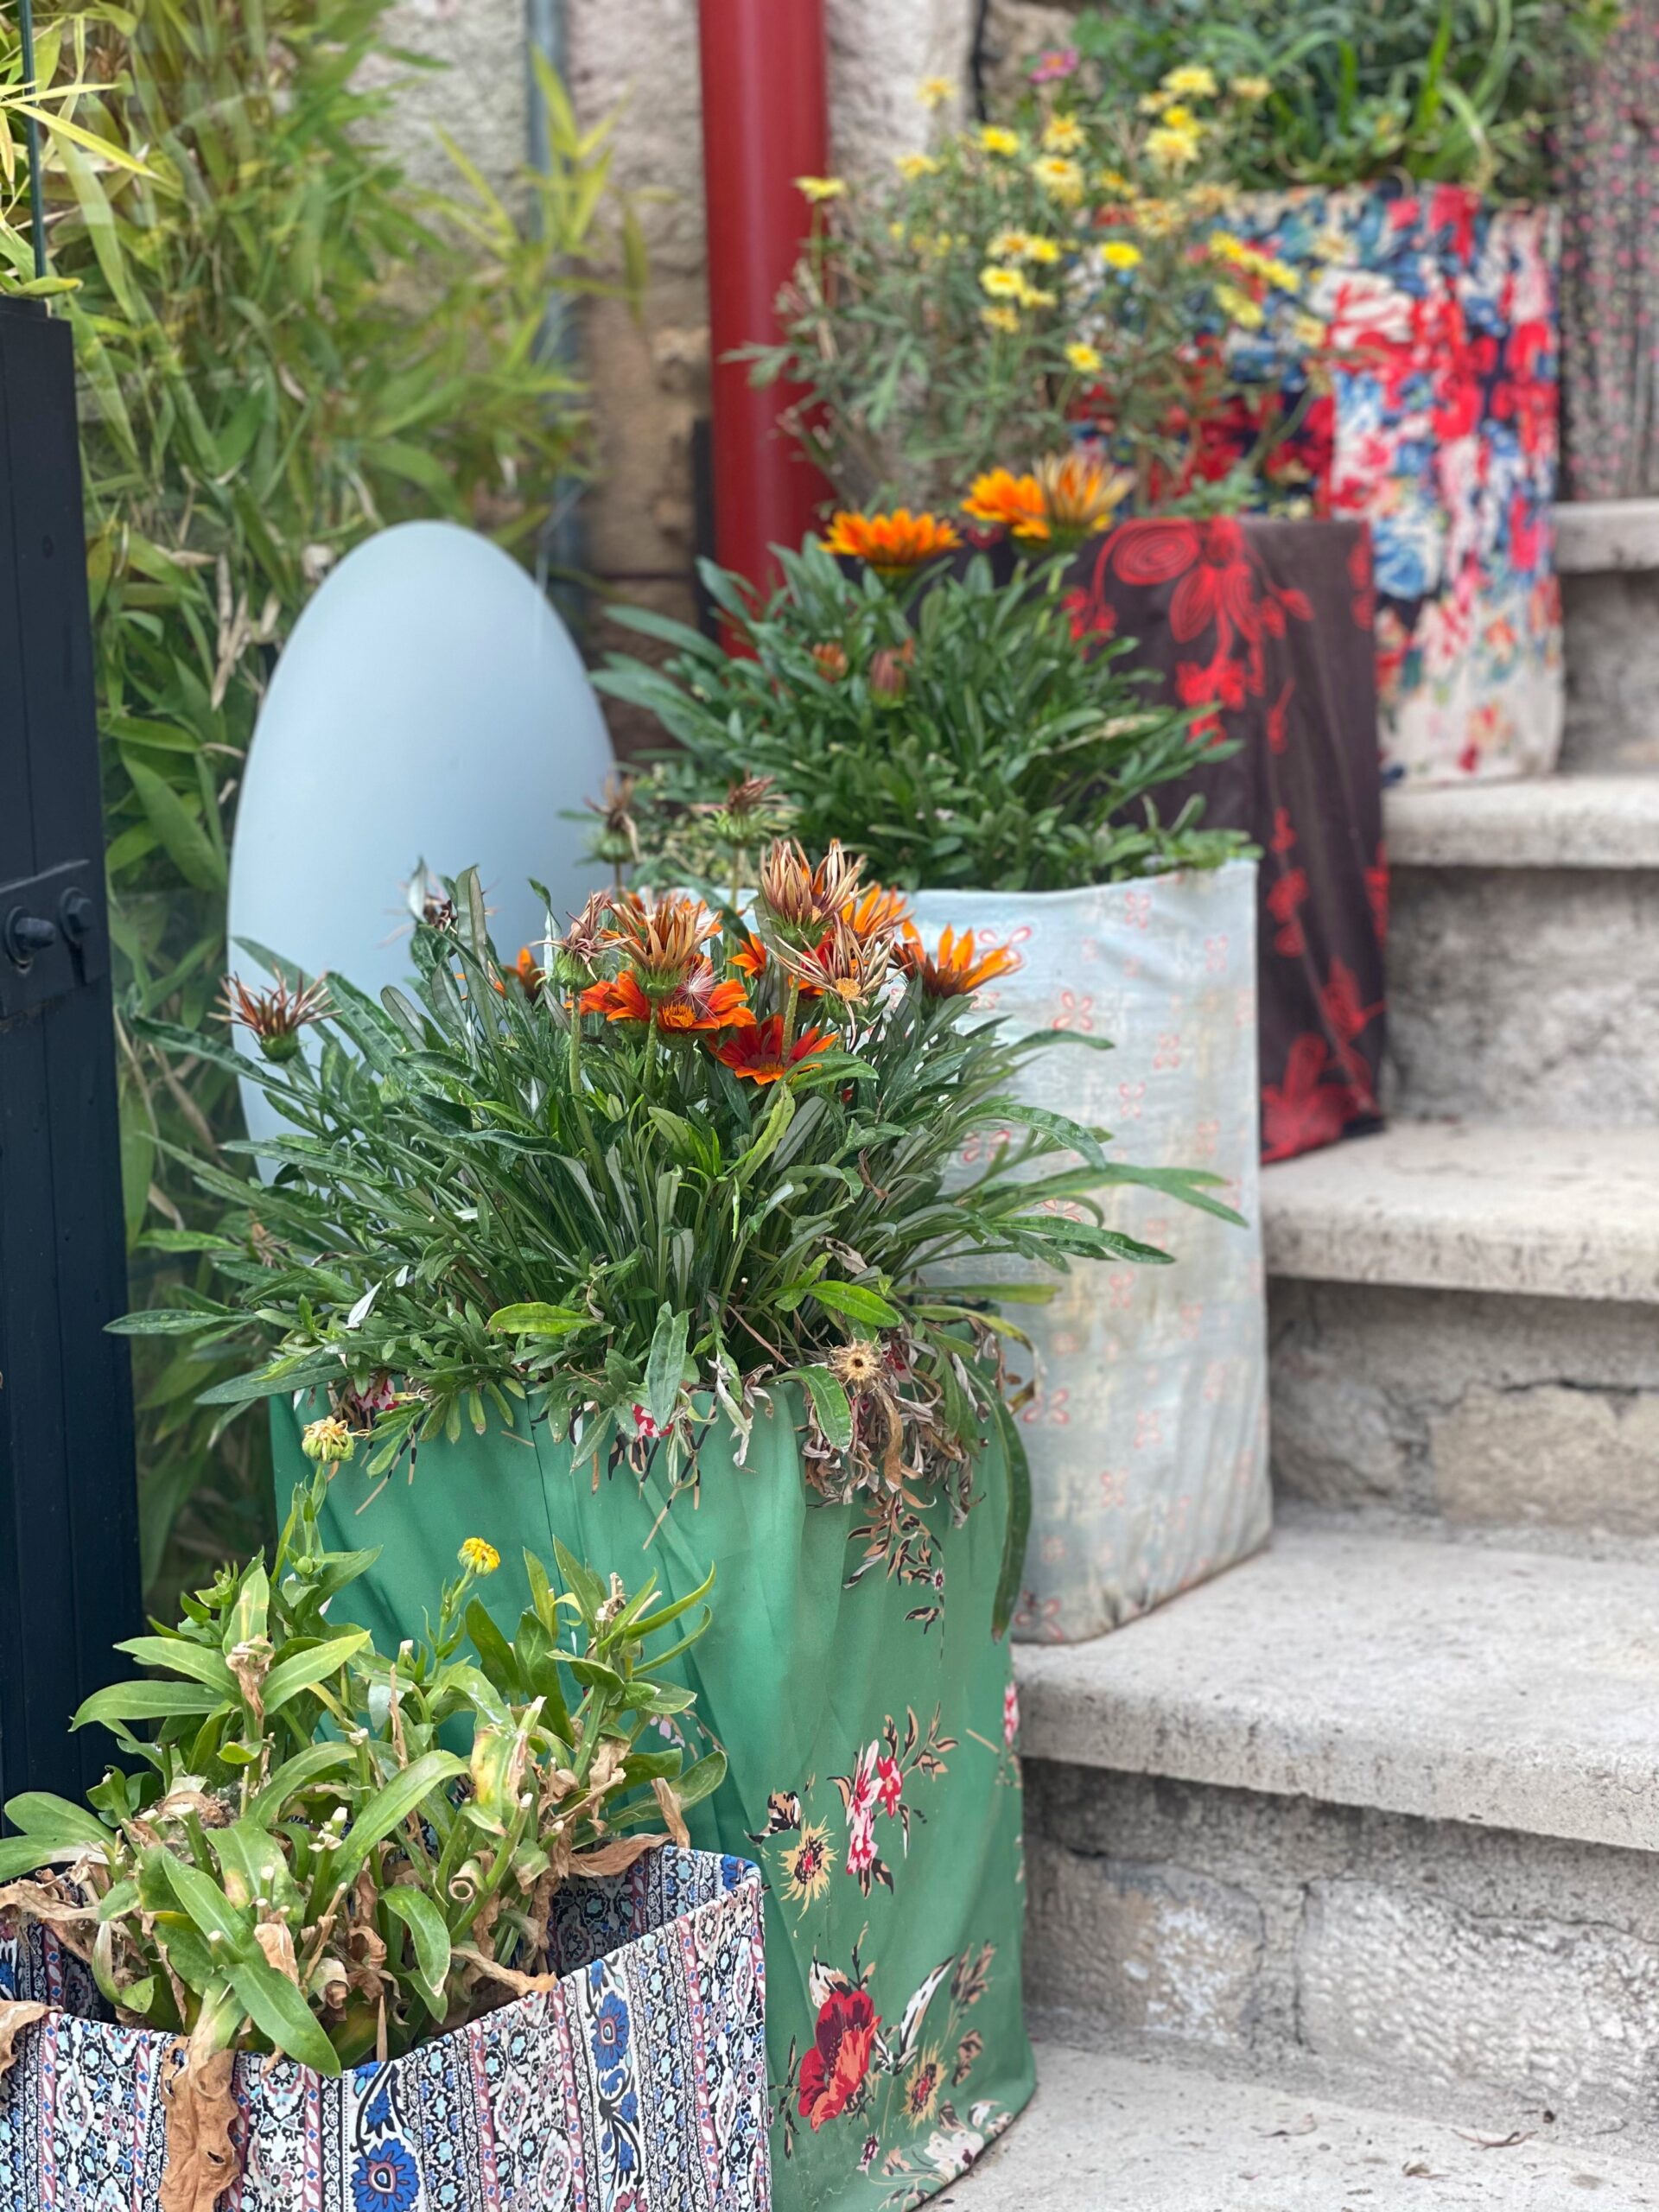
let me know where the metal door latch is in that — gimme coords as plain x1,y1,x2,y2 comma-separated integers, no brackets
0,859,107,1020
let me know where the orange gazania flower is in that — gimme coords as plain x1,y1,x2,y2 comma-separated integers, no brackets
493,945,545,1002
603,889,719,982
732,932,768,979
963,468,1049,542
714,1015,834,1084
842,884,912,940
899,925,1020,998
822,508,960,577
759,839,866,935
1034,450,1133,541
581,961,756,1033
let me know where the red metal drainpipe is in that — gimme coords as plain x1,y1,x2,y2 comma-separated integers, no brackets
697,0,834,593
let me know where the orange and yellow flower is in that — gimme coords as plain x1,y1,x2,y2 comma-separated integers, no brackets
963,467,1049,540
715,1016,834,1085
822,508,960,577
899,926,1020,999
842,884,912,940
581,962,755,1033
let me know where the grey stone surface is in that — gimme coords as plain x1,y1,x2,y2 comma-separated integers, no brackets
1270,1280,1659,1537
1388,866,1659,1122
1262,1122,1659,1302
1385,772,1659,867
1013,1527,1659,1850
1562,571,1659,771
1024,1763,1659,2125
942,2040,1659,2209
367,0,529,199
1554,496,1659,572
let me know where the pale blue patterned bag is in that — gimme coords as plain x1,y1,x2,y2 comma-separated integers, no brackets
909,862,1269,1643
0,1847,769,2211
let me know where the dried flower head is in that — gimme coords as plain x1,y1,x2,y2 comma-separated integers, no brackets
775,915,896,1007
604,890,720,987
553,890,616,989
1033,451,1134,543
899,926,1020,999
822,509,961,580
758,840,867,938
829,1338,886,1391
301,1415,355,1465
587,772,641,875
220,972,331,1064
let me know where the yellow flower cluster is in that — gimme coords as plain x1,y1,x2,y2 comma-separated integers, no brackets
1065,341,1103,373
796,175,847,203
1214,281,1265,330
1211,232,1301,292
895,151,940,180
1041,113,1085,153
918,75,956,110
1099,239,1143,271
1146,122,1203,173
979,124,1021,156
1030,154,1084,202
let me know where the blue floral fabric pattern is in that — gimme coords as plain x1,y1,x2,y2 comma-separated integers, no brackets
0,1847,768,2211
1223,182,1564,785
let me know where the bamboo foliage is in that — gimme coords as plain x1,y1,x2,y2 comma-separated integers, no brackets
0,0,639,1604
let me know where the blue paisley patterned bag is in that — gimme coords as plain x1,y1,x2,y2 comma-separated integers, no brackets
0,1847,769,2211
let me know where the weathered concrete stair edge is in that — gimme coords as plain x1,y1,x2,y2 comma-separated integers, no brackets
1260,1122,1659,1301
1554,494,1659,573
1012,1527,1659,1853
1386,771,1659,868
941,2042,1659,2209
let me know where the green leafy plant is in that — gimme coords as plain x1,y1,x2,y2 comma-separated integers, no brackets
748,91,1334,511
112,848,1241,1628
600,541,1249,892
0,1452,723,2075
1042,0,1616,198
0,0,639,1606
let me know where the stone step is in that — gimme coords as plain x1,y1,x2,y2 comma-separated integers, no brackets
1556,499,1659,770
1013,1529,1659,2123
944,2040,1659,2209
1262,1123,1659,1537
1384,775,1659,1123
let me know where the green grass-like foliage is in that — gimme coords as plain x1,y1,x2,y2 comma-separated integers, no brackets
0,0,638,1607
0,1459,725,2073
114,852,1240,1631
600,544,1249,893
1052,0,1615,198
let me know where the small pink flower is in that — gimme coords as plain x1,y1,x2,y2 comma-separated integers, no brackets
1030,45,1079,83
875,1753,904,1817
1003,1681,1020,1749
847,1808,878,1877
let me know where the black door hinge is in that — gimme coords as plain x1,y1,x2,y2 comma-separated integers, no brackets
0,858,107,1020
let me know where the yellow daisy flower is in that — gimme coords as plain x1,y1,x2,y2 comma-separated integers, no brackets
795,175,847,203
981,305,1022,334
1231,74,1273,101
1016,280,1058,308
980,264,1025,298
1041,113,1086,153
895,151,939,180
1100,240,1143,270
979,124,1022,156
1031,154,1084,201
1023,236,1063,264
918,75,956,109
458,1536,501,1576
1161,64,1219,98
1138,89,1173,115
1215,282,1265,329
1096,167,1134,196
988,228,1031,258
1146,124,1202,172
1161,104,1196,128
1065,340,1103,372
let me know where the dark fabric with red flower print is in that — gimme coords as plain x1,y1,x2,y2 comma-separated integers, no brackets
1068,516,1387,1163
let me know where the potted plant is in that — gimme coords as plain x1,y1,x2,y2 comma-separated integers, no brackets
595,572,1267,1650
0,1455,764,2209
744,99,1387,1162
111,850,1235,2204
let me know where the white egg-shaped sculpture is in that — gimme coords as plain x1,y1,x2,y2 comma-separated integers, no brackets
228,521,614,1153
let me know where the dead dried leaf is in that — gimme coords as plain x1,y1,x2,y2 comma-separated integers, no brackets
1452,2128,1535,2151
160,2047,241,2212
571,1831,669,1878
252,1920,300,1985
0,2000,48,2081
652,1777,690,1848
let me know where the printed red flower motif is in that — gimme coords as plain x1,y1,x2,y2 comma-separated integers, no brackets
798,1990,880,2130
1266,679,1293,755
1366,847,1389,946
1266,867,1310,957
1269,806,1297,856
874,1753,903,1818
1262,1035,1368,1162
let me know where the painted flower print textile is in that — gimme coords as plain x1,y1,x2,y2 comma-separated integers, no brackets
1217,182,1564,785
275,1395,1035,2212
910,866,1270,1642
1065,518,1388,1163
0,1849,768,2211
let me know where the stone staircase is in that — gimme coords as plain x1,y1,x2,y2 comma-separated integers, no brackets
951,502,1659,2207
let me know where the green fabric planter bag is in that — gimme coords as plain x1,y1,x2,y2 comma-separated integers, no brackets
274,1388,1033,2212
